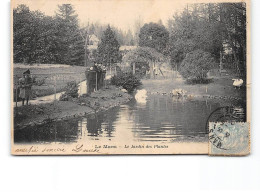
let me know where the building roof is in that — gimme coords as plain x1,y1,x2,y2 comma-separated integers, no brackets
89,34,99,43
119,46,137,51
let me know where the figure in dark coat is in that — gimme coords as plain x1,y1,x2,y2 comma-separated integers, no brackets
19,69,33,105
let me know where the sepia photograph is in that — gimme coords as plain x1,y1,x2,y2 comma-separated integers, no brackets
11,0,250,155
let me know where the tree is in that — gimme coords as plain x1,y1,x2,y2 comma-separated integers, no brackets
168,3,247,76
179,50,216,81
113,28,124,45
218,3,247,75
13,4,86,65
125,30,135,46
13,4,35,63
168,6,222,70
55,4,85,65
96,25,122,66
70,32,86,66
139,22,169,54
133,17,144,45
13,5,60,64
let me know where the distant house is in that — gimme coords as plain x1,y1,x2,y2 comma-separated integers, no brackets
87,34,99,51
87,35,100,62
119,46,137,57
119,46,137,52
89,34,99,46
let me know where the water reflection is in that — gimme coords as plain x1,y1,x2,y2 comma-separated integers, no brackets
14,93,245,144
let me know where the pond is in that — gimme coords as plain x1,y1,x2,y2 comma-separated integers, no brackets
15,90,242,144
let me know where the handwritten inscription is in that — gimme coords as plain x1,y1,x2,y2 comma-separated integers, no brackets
72,144,100,153
14,143,169,154
42,147,65,153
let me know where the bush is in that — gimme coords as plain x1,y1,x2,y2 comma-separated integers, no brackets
34,77,46,86
179,49,216,82
59,81,78,101
111,72,142,93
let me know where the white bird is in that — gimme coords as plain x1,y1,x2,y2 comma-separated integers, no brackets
121,88,128,93
135,89,147,104
232,79,243,89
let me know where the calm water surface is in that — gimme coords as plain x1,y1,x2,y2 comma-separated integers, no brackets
14,91,227,144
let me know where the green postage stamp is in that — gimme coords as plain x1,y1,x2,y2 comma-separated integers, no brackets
209,122,250,156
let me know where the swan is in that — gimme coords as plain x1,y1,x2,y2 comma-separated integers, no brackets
135,89,147,104
232,79,243,89
121,88,128,93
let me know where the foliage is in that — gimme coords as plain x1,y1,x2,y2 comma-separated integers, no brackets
34,77,46,86
123,47,166,64
168,3,246,74
13,4,85,65
139,22,169,54
84,22,135,46
59,81,78,101
69,32,85,66
55,4,85,65
111,73,142,93
168,8,222,69
96,26,122,66
179,50,216,82
219,3,247,74
13,5,57,64
123,47,166,77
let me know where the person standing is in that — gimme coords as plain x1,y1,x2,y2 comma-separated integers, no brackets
19,69,33,106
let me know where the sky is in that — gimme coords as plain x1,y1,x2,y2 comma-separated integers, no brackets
12,0,188,32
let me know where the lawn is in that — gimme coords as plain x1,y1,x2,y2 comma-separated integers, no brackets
141,69,246,106
13,64,87,99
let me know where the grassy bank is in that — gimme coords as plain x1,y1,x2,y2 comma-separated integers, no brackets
13,64,87,98
142,74,246,108
143,75,245,97
14,85,132,129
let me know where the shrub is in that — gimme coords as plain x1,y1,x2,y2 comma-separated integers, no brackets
59,81,78,101
34,77,46,86
111,72,142,93
179,49,216,83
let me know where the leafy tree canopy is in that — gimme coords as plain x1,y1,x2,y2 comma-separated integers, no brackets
139,22,169,54
168,3,246,75
179,49,216,81
13,4,85,66
96,25,122,66
123,47,166,65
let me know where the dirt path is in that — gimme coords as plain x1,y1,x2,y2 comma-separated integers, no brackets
14,80,88,107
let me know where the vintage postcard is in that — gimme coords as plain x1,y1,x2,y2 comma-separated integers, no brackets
11,0,250,155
